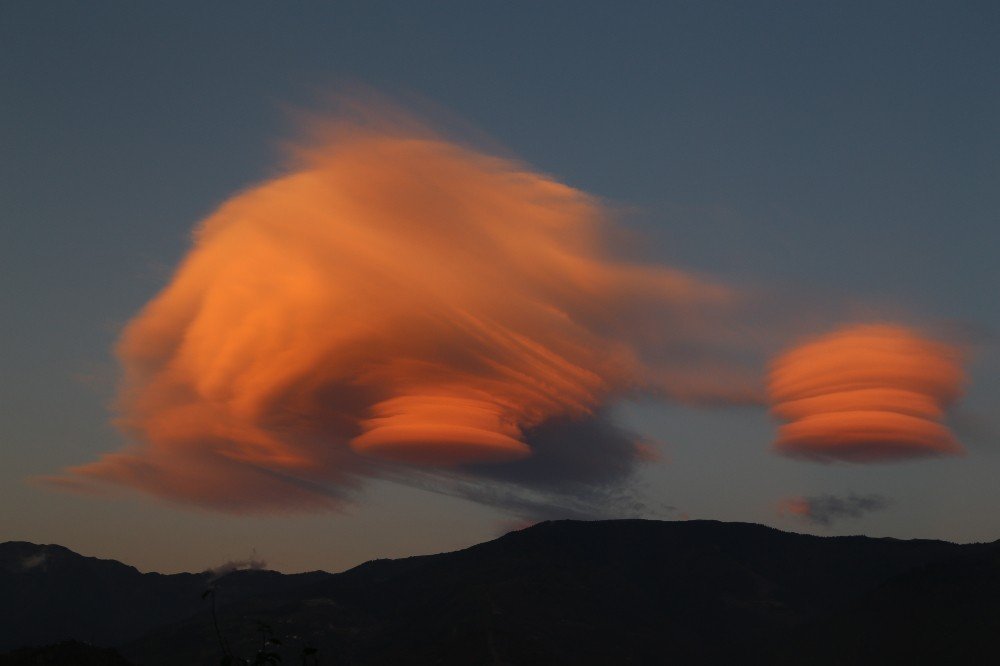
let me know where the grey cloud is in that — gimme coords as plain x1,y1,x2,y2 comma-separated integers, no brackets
792,493,893,527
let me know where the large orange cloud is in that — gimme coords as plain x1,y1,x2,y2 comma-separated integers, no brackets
46,111,751,512
767,324,965,462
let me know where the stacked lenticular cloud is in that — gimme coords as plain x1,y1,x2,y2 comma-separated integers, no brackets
46,114,745,513
767,324,965,462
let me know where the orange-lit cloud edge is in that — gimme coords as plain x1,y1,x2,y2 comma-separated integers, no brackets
40,106,762,514
767,324,966,462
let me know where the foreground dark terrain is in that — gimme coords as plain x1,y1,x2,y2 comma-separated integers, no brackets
2,520,999,665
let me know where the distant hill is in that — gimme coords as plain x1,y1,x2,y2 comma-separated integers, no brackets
0,540,327,653
3,520,999,665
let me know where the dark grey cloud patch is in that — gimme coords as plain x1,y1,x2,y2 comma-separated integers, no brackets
781,493,893,527
463,413,646,492
416,412,673,521
391,458,674,524
446,479,670,523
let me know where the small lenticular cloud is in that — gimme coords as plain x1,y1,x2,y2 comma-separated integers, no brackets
778,493,892,527
767,324,965,462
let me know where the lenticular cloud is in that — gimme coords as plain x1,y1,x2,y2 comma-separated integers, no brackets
767,324,965,462
777,493,891,526
48,111,747,512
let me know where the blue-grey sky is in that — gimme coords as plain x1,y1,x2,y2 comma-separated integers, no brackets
1,1,998,573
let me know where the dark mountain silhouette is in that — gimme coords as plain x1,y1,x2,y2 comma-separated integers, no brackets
781,538,1000,664
3,520,999,665
0,541,325,654
0,640,134,666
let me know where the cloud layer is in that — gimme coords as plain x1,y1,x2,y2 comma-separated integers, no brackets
47,111,751,513
767,324,965,462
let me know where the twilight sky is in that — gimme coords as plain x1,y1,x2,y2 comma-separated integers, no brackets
2,1,998,574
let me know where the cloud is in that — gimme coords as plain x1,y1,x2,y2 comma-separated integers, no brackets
204,557,267,580
20,552,47,571
42,104,754,513
399,467,673,523
778,493,892,527
767,324,966,462
468,412,651,492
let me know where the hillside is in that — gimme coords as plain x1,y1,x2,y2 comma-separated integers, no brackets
3,520,999,664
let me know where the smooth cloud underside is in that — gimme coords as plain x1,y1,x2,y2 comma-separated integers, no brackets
767,324,965,462
47,112,751,513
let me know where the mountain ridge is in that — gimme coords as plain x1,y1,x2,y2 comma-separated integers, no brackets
3,519,999,664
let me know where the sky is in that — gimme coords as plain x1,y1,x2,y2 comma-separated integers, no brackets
1,1,998,574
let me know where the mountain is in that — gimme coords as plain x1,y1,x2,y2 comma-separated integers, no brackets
0,640,134,666
3,520,999,665
0,541,327,654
